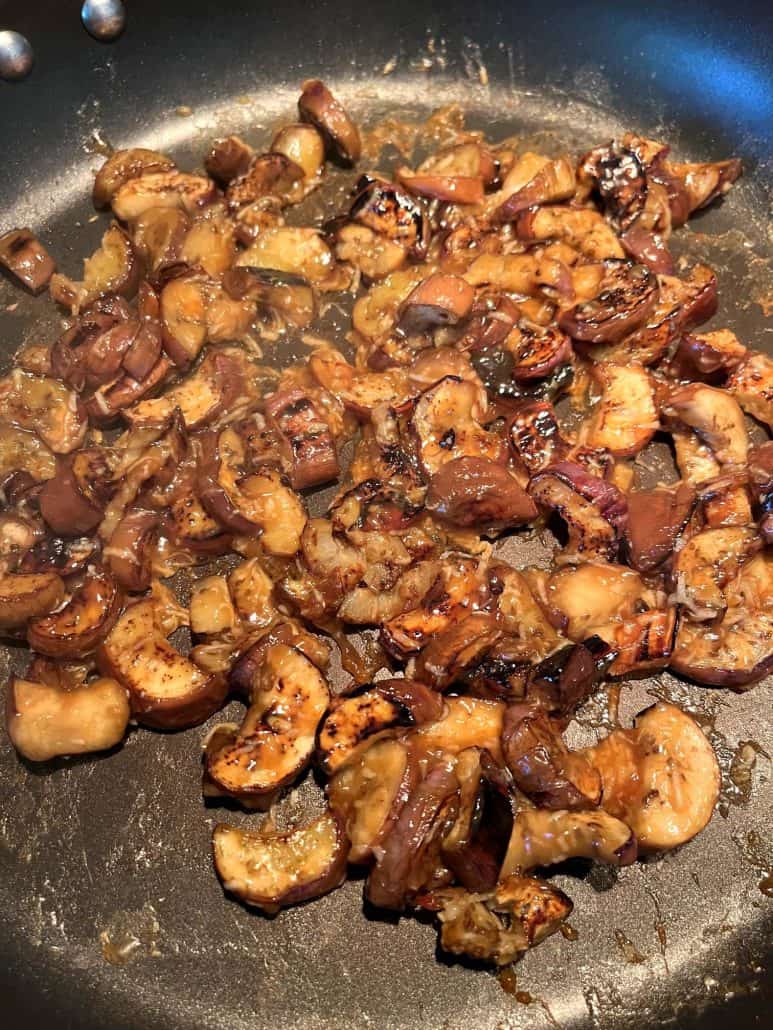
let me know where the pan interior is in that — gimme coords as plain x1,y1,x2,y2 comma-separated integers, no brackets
0,77,771,1030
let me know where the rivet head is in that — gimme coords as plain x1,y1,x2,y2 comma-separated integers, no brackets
0,30,34,81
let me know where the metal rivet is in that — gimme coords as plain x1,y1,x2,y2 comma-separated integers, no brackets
81,0,126,42
0,30,34,81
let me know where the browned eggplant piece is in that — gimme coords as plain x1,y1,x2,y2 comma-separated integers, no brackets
528,636,616,717
236,227,337,287
223,266,317,328
204,135,254,185
425,456,538,531
317,679,443,775
546,561,649,638
0,228,56,293
670,553,773,688
414,613,503,691
494,155,576,220
85,354,173,425
397,273,474,333
411,376,504,476
625,484,696,572
578,143,648,230
264,388,339,491
653,156,742,226
397,167,484,205
749,442,773,543
671,526,760,619
366,761,459,910
93,148,175,208
558,259,658,343
327,738,419,864
50,223,140,312
131,206,190,277
26,568,122,658
380,556,490,659
0,372,87,454
413,697,505,763
458,292,520,352
198,428,306,555
105,508,160,591
663,382,748,467
0,571,65,629
271,122,325,181
38,448,114,536
97,597,226,729
727,351,773,429
309,348,411,417
528,461,627,561
504,322,572,382
213,809,349,913
422,876,572,966
111,171,217,221
508,401,567,474
581,702,719,853
159,276,208,367
298,78,361,164
501,808,637,876
671,328,747,382
606,608,679,677
0,426,56,482
514,206,625,260
6,673,130,762
225,152,305,210
502,702,601,810
333,223,408,280
350,177,424,251
581,362,658,458
441,748,516,892
207,643,329,796
19,536,98,578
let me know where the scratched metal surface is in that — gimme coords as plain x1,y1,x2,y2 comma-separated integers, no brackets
0,2,771,1027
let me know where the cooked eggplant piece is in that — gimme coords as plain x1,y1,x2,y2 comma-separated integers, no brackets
328,737,419,864
180,215,236,277
414,613,503,691
501,808,637,875
671,526,760,619
502,702,601,810
350,177,424,251
580,362,658,457
334,223,408,280
413,697,505,763
51,224,140,312
366,761,459,910
670,553,773,688
671,328,746,381
213,809,349,913
546,561,650,640
515,206,625,261
578,142,648,230
225,152,305,210
309,347,411,417
38,448,113,536
503,322,572,382
441,748,516,891
396,142,495,205
204,136,254,185
581,702,719,853
424,876,572,966
159,276,207,367
265,388,339,490
207,642,329,796
0,228,56,293
97,597,226,728
27,567,121,658
131,206,190,277
508,401,568,474
236,228,335,286
20,536,98,578
494,156,576,220
727,351,773,429
223,266,317,329
111,171,217,221
663,383,748,467
318,679,443,775
559,260,658,343
411,376,504,476
654,156,742,226
0,371,87,454
271,123,325,181
528,636,616,717
529,461,627,561
425,456,538,531
104,508,159,592
298,79,361,164
6,674,129,762
93,148,175,208
625,484,696,572
0,425,56,482
397,273,474,333
197,427,306,554
0,571,65,629
189,575,237,636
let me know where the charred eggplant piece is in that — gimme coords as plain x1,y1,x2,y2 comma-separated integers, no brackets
559,260,658,343
27,567,121,658
265,388,339,491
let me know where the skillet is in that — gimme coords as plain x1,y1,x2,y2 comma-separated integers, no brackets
0,1,771,1026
